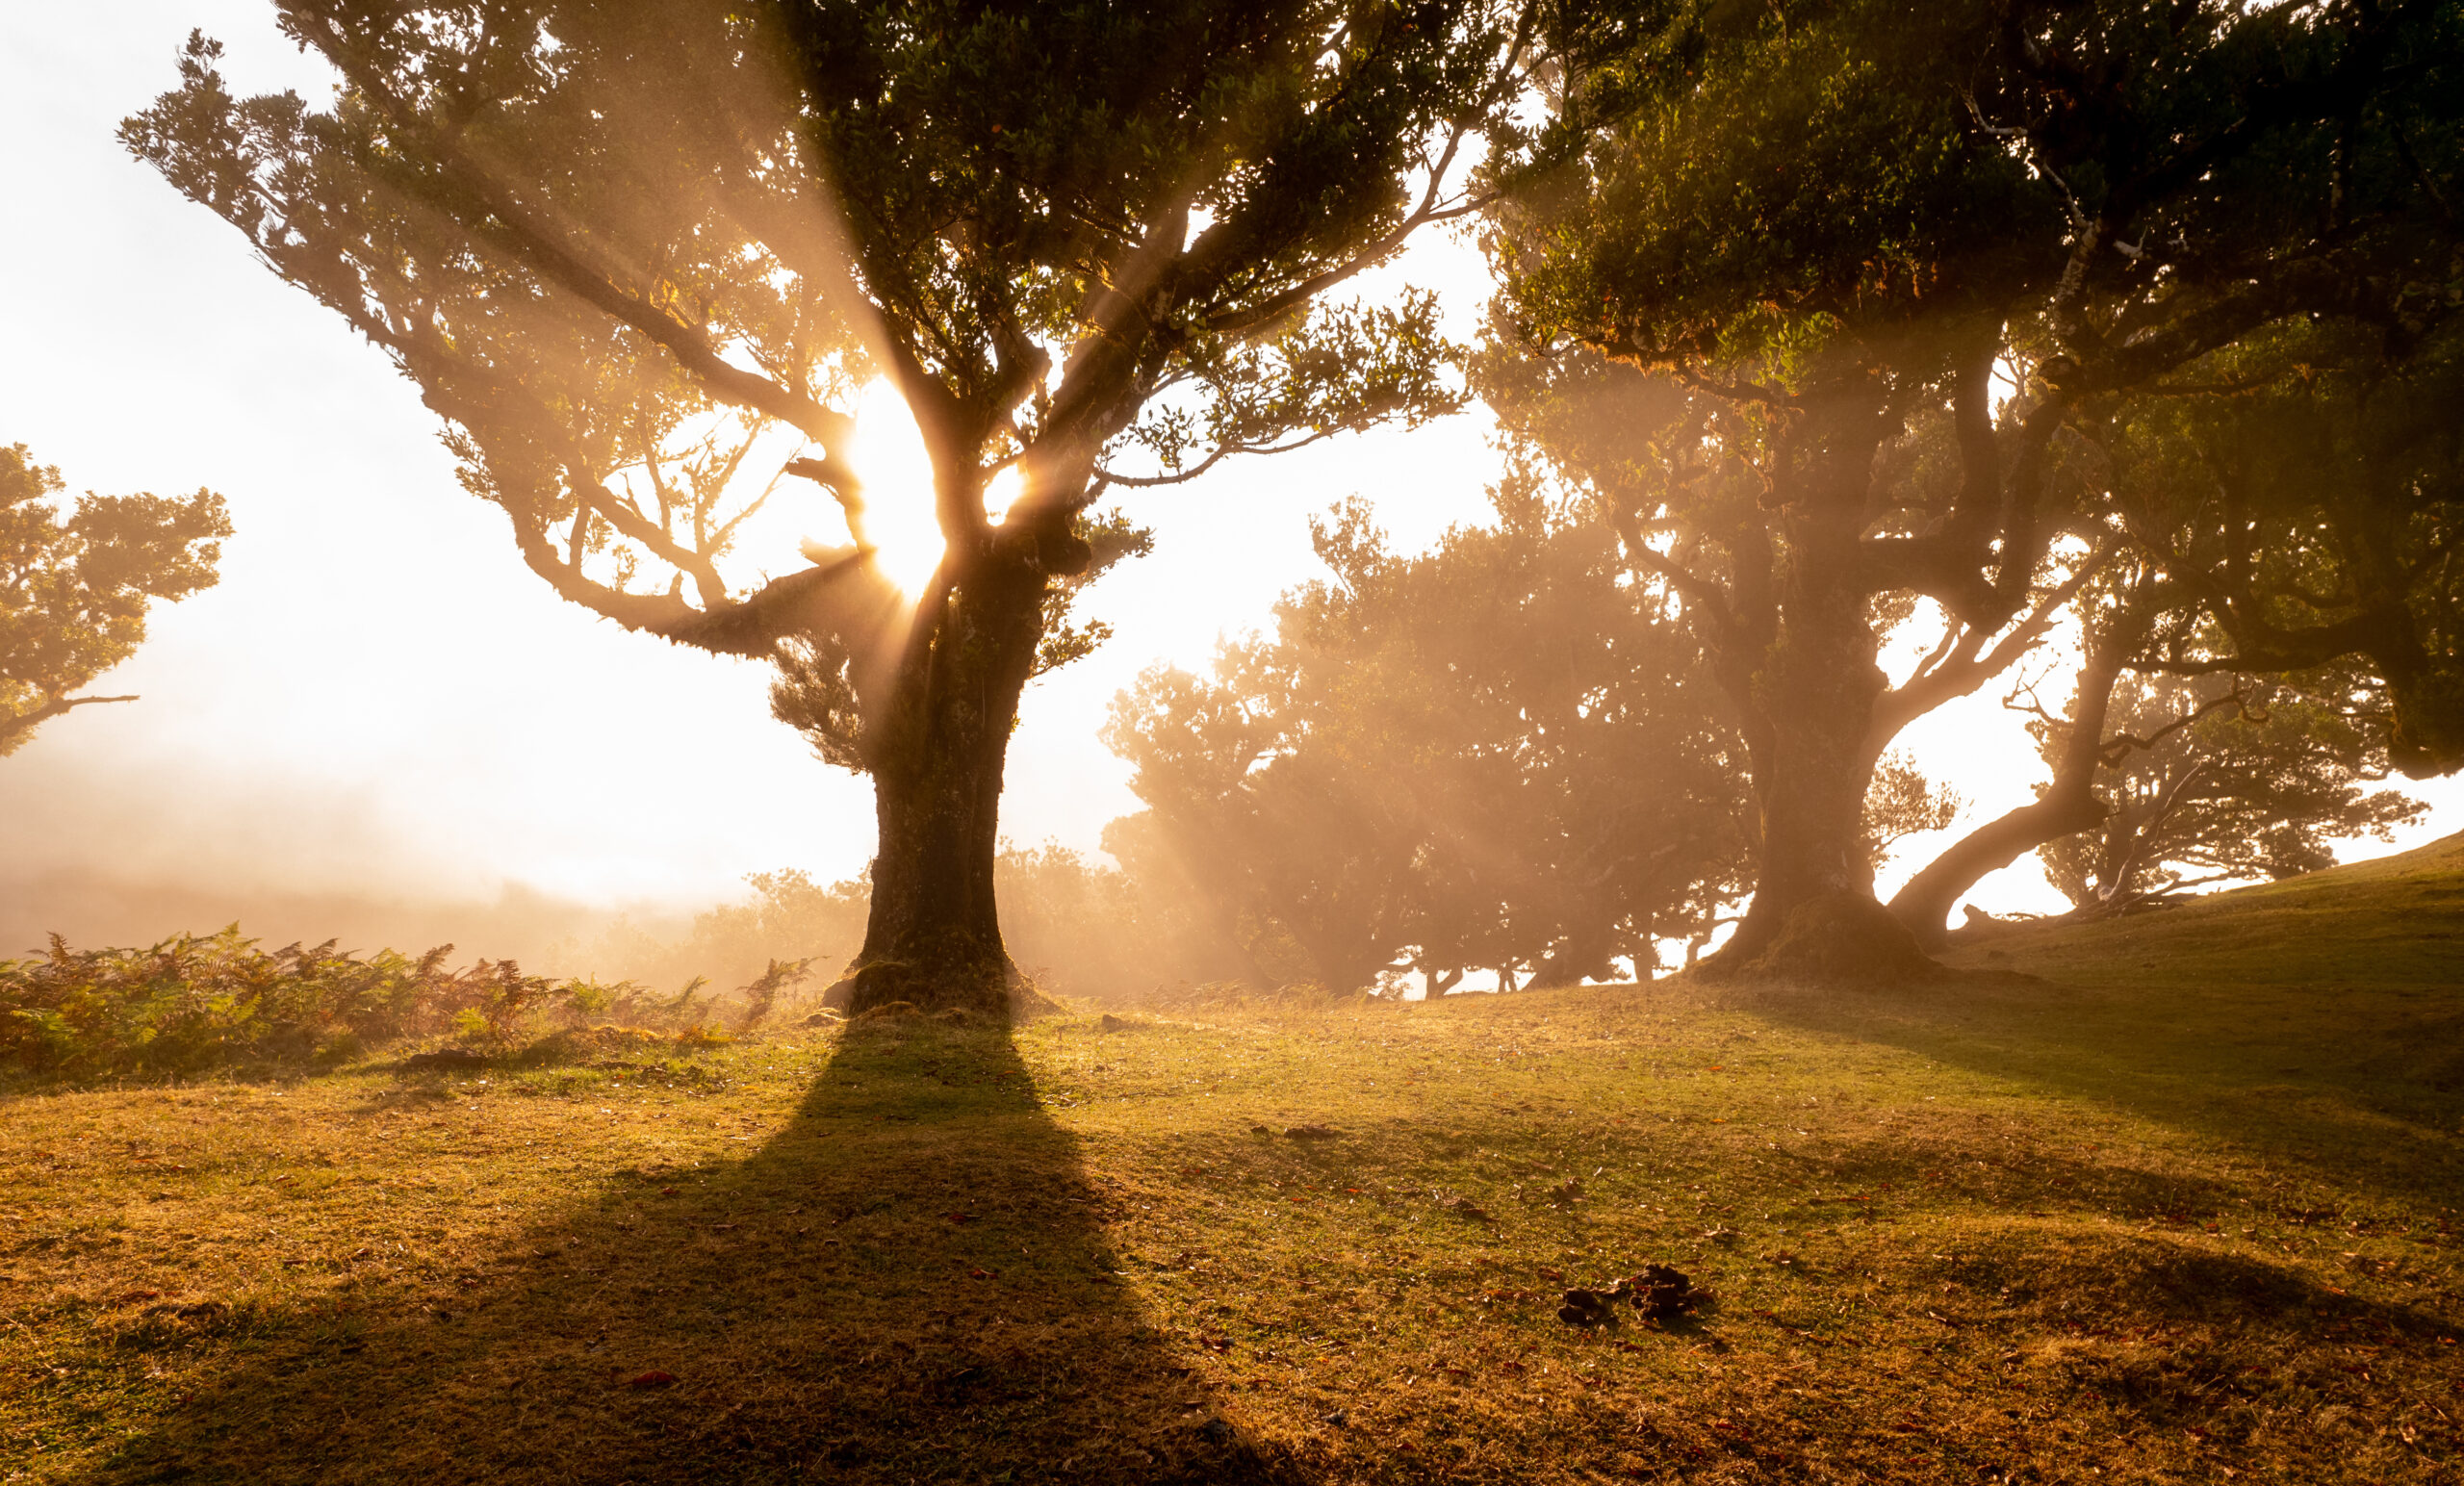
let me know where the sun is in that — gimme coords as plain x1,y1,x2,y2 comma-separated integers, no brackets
841,379,948,592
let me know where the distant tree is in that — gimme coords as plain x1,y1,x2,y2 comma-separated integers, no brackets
1482,0,2464,974
1105,485,1748,994
993,841,1230,1000
1861,751,1962,877
1,442,230,756
129,1,1537,1013
2028,671,2426,912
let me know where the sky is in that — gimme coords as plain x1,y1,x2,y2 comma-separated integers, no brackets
3,7,2456,967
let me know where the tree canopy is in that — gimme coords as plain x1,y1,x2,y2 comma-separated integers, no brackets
1482,0,2464,968
129,0,1539,1011
1105,483,1748,993
0,442,230,756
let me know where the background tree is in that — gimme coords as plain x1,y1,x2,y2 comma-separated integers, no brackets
1861,751,1962,878
1105,485,1748,994
2030,670,2426,913
1,442,230,756
130,0,1538,1013
1482,0,2464,974
1891,306,2464,939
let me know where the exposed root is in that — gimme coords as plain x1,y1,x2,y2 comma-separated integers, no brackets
1707,890,1946,986
823,949,1065,1021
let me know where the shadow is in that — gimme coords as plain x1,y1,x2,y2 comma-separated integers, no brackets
93,1015,1295,1486
1735,971,2464,1207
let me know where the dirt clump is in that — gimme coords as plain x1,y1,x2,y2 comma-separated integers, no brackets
1558,1264,1704,1326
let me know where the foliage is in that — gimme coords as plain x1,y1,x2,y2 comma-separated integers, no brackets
566,871,873,1000
2036,672,2426,910
0,441,229,756
2092,314,2464,776
992,840,1226,999
0,928,802,1080
1105,484,1749,993
125,2,1540,999
1860,750,1961,872
120,0,1524,730
1886,306,2464,935
1480,0,2464,961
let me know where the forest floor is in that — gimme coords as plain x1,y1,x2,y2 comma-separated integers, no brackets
5,835,2461,1486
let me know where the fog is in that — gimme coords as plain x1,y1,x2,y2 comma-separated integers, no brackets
4,5,2454,976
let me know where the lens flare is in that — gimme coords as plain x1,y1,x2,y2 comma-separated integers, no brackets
842,380,948,592
986,465,1026,525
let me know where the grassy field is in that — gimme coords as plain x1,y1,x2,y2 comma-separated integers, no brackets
5,837,2461,1485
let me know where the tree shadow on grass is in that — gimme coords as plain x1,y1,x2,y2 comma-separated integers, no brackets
94,1015,1292,1486
1735,972,2464,1208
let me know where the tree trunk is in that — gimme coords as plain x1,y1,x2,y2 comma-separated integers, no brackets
1886,608,2141,946
1730,587,1892,959
1527,918,1617,988
1694,383,1940,981
840,544,1051,1016
1713,470,1909,967
1884,778,2107,948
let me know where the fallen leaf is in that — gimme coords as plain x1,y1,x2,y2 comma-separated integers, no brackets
628,1371,676,1389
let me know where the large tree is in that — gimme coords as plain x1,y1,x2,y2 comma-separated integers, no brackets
1889,307,2464,938
1484,0,2464,974
129,0,1537,1012
1,442,230,756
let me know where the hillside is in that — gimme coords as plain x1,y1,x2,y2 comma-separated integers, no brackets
1951,830,2464,991
3,849,2459,1485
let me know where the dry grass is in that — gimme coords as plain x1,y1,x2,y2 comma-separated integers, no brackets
5,843,2463,1484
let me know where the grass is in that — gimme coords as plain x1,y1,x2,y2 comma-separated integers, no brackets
4,838,2461,1484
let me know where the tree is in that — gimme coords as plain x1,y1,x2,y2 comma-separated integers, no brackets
2032,670,2425,911
1890,307,2464,939
129,0,1539,1012
1104,484,1748,994
1482,0,2464,974
1861,751,1962,877
1,442,230,756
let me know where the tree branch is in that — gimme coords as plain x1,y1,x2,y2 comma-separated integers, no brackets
0,693,139,752
287,5,856,451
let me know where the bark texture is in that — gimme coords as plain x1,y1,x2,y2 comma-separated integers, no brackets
835,517,1073,1017
1696,385,1935,978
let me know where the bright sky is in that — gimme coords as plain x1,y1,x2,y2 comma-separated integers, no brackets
4,7,2455,961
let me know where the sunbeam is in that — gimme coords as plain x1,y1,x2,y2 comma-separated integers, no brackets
840,379,949,592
